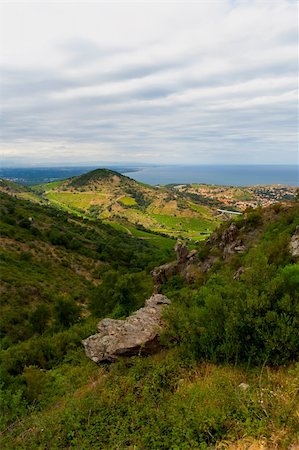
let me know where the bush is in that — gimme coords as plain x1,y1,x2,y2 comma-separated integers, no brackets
30,304,51,334
53,296,81,329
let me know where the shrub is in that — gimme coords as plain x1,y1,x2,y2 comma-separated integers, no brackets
53,296,81,329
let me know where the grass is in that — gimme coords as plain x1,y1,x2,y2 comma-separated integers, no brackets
32,180,66,191
31,172,222,243
1,353,297,449
118,196,137,206
45,192,108,211
16,192,43,203
151,214,217,239
104,221,176,251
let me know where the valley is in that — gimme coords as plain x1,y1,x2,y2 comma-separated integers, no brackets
0,168,298,449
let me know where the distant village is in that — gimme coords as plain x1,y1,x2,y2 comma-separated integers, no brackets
173,184,298,212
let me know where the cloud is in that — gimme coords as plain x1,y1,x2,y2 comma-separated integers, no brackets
0,0,298,165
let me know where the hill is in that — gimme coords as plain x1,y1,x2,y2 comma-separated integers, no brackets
0,191,174,347
0,178,43,203
1,193,298,449
33,168,220,241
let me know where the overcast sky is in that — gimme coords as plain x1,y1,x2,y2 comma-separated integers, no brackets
0,0,298,166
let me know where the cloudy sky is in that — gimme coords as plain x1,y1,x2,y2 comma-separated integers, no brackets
1,0,298,166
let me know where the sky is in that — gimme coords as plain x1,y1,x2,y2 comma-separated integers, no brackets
0,0,298,167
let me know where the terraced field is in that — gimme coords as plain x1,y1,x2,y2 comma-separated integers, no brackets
46,192,109,210
35,169,221,241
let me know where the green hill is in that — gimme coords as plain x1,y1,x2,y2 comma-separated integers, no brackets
0,178,43,203
1,191,298,449
33,168,220,241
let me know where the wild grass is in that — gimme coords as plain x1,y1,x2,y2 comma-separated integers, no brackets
1,353,297,449
118,196,137,206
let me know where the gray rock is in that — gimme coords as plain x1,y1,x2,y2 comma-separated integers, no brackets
174,240,189,263
238,382,250,391
289,226,299,258
233,266,245,280
151,240,199,287
151,262,177,288
82,294,171,363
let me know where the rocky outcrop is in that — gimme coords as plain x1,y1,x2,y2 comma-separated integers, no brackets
217,223,246,258
82,294,171,363
151,240,199,288
151,262,177,288
174,240,189,263
289,225,299,258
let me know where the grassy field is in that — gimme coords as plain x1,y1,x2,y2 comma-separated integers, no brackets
151,214,217,239
118,196,137,206
46,192,108,210
104,220,176,251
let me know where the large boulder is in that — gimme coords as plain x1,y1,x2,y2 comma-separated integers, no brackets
82,294,171,363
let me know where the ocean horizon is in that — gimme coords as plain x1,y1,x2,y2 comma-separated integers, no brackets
0,164,298,187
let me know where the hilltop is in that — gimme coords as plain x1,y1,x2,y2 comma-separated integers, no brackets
33,168,220,241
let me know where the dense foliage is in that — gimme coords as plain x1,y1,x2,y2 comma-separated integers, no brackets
0,193,172,416
0,192,298,449
162,205,299,366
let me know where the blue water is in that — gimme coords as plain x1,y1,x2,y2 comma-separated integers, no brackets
0,165,297,187
123,165,298,187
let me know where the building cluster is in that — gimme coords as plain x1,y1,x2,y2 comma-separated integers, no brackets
174,184,297,212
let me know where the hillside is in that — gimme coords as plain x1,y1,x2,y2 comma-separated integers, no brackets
173,183,297,212
0,191,175,347
0,178,43,204
33,169,220,241
1,194,298,449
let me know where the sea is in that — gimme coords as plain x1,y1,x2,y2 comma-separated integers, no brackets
0,164,298,187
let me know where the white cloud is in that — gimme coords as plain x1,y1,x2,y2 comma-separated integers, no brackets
0,0,298,165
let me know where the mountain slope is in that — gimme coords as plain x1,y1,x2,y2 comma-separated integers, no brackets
0,178,43,203
1,199,298,449
34,168,220,240
0,192,174,346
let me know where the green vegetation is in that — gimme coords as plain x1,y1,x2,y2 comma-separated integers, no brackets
0,174,298,449
1,352,298,449
69,168,125,187
46,191,107,211
118,195,137,206
35,169,220,241
162,205,299,366
152,214,216,239
0,191,172,363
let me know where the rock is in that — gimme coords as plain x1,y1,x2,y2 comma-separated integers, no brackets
238,382,250,391
219,223,239,249
151,240,199,287
289,225,299,258
233,267,245,280
234,245,246,253
82,294,171,363
186,249,197,261
151,262,177,289
174,240,189,263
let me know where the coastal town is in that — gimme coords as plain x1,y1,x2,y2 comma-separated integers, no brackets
172,184,298,212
